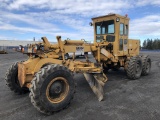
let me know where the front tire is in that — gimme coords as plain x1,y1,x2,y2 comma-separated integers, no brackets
29,64,75,115
126,56,142,80
5,62,29,94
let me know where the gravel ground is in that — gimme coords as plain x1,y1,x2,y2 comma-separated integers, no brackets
0,51,160,120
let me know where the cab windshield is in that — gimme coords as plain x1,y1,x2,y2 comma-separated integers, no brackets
96,20,114,34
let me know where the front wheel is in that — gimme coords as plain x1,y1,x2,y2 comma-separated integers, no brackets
29,64,75,115
5,62,29,94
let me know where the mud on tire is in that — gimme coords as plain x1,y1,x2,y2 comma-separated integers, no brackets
5,62,29,94
29,64,75,115
126,56,142,80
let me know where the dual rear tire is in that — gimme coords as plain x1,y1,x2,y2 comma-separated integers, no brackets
141,55,151,75
126,55,151,80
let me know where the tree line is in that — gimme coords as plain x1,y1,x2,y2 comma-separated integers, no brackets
142,39,160,50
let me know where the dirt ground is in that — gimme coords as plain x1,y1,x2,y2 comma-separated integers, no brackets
0,51,160,120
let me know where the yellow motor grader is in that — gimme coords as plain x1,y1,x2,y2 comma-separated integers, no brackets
5,14,151,115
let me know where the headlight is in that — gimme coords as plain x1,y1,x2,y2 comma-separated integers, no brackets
116,17,120,22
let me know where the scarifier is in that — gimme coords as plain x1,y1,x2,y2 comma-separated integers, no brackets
5,14,151,115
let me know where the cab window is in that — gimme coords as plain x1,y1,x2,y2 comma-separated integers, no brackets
120,23,124,35
96,20,114,34
124,25,128,35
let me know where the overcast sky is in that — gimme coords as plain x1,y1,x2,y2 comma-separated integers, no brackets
0,0,160,44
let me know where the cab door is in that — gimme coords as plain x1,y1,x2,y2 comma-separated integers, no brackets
119,18,128,56
123,19,129,55
119,19,125,56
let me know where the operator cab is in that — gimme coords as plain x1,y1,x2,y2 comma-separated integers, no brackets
91,14,130,55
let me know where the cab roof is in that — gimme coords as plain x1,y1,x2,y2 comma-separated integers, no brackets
91,13,130,20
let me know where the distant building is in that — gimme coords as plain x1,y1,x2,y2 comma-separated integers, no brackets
0,40,56,50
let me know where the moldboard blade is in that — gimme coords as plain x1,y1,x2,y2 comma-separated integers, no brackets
83,73,107,101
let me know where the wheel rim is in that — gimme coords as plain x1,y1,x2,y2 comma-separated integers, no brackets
46,77,69,103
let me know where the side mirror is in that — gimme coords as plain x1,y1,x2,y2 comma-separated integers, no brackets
89,22,93,26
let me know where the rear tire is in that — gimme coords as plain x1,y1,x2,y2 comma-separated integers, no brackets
5,62,29,94
29,64,75,115
126,56,142,80
141,55,151,75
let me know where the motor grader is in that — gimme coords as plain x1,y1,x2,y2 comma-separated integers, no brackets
5,14,151,115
